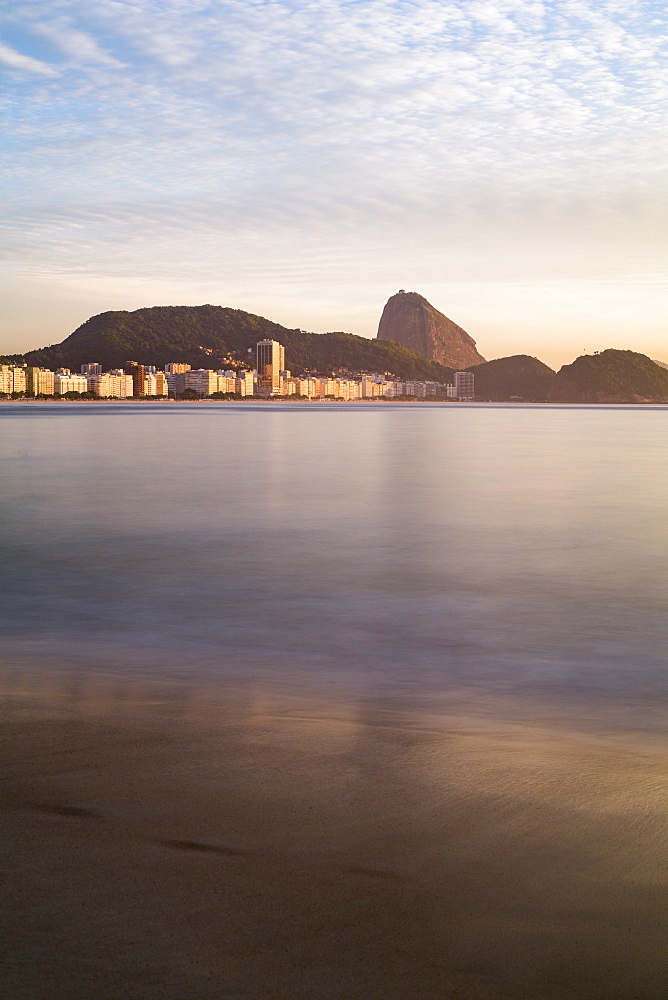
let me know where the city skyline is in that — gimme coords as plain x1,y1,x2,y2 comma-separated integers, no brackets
2,1,666,368
0,340,472,400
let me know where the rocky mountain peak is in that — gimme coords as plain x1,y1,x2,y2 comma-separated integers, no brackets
376,290,485,369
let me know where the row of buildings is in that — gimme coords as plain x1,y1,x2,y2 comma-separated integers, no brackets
1,341,475,401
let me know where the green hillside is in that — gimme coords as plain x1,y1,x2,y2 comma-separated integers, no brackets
465,355,555,401
12,305,454,382
547,350,668,402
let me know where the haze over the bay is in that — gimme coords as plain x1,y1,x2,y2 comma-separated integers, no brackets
2,0,666,369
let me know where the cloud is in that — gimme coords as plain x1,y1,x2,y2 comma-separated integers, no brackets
35,22,124,67
1,0,666,359
0,41,57,75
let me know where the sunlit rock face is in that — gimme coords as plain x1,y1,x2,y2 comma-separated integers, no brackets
377,290,485,369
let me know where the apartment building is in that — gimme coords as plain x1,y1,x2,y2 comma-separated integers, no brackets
361,376,385,398
87,373,134,398
11,368,27,394
55,372,88,394
235,370,254,396
217,374,238,394
454,371,475,401
185,369,218,396
124,362,146,397
164,371,186,395
143,371,168,397
293,377,316,398
0,365,31,394
25,367,55,396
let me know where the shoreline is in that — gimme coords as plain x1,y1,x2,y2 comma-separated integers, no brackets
1,397,666,406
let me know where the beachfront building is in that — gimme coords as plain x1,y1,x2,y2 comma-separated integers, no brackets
164,371,186,395
124,362,146,397
87,372,134,398
361,376,385,398
143,371,168,397
164,364,192,394
256,340,285,395
25,367,55,396
55,372,88,394
333,378,359,400
214,370,250,396
291,376,315,398
0,365,29,394
217,373,238,394
80,363,102,375
11,366,26,394
185,369,218,397
406,381,426,397
162,367,253,396
454,371,475,401
318,377,338,398
236,370,254,396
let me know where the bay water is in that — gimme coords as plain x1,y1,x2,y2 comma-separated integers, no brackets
1,401,666,1000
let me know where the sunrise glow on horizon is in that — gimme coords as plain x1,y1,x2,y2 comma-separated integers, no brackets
2,0,666,368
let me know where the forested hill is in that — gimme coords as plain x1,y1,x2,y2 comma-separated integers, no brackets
13,304,454,381
547,349,668,402
465,355,556,401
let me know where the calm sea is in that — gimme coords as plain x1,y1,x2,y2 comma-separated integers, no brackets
1,401,666,1000
0,401,665,731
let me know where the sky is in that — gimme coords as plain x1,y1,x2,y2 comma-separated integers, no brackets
1,0,666,368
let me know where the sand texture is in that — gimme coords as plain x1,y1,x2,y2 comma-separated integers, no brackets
1,671,666,1000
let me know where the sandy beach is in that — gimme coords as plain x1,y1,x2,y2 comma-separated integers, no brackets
1,668,665,1000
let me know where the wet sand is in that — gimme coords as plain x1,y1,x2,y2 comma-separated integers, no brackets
1,670,666,1000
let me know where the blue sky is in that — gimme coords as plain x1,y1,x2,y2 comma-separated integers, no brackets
1,0,666,366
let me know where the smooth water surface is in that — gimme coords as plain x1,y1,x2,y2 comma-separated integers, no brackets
1,401,666,1000
1,401,666,727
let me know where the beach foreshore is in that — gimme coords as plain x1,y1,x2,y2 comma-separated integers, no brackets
1,669,666,1000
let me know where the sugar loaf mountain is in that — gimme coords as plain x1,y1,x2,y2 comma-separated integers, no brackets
10,292,668,402
377,290,485,369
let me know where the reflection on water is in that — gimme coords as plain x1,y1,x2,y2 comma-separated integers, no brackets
0,402,666,999
1,402,666,730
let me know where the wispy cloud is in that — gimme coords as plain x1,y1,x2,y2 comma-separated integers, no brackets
35,21,125,67
0,40,57,75
1,0,666,362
